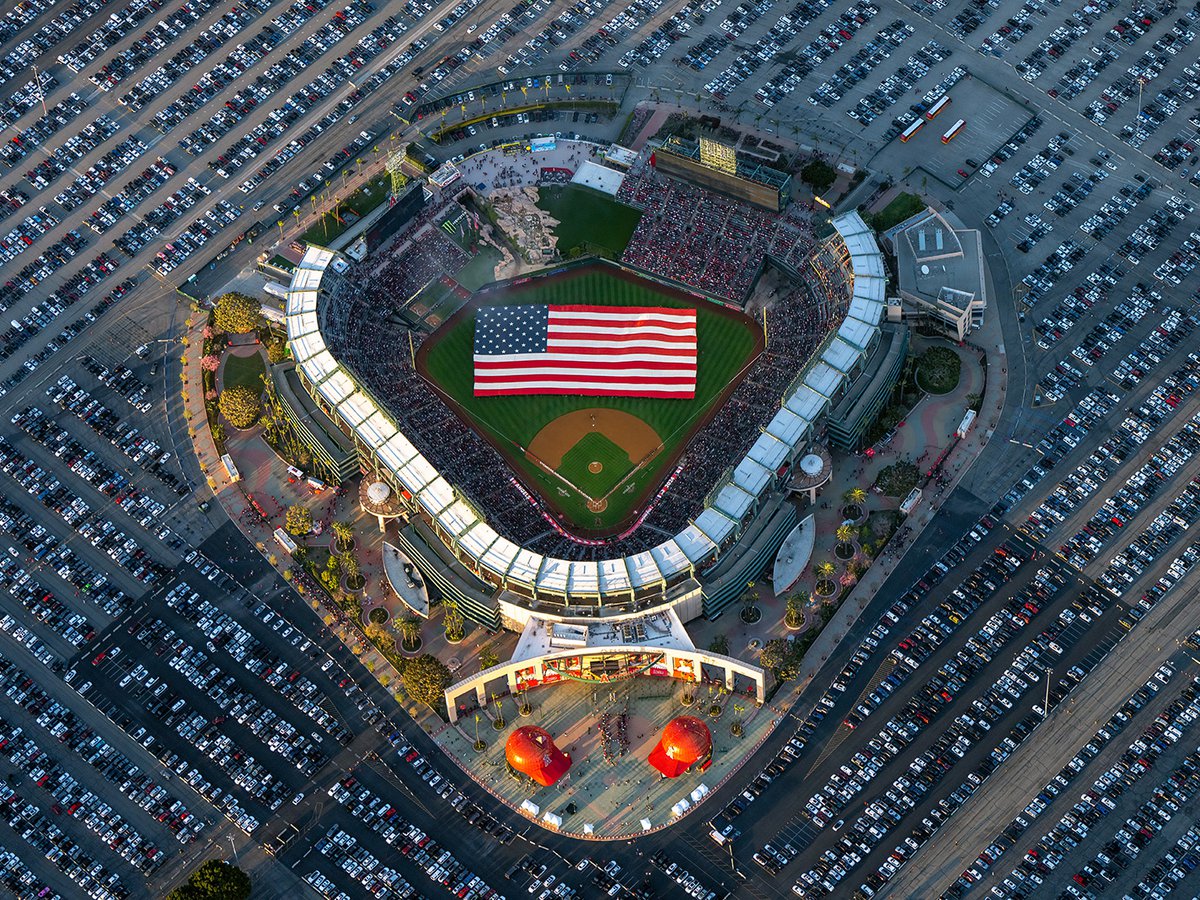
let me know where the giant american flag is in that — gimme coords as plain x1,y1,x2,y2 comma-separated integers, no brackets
472,304,697,398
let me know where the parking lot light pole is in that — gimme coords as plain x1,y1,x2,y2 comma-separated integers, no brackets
227,835,239,866
1043,669,1051,721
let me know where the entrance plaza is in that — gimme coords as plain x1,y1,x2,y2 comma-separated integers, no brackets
430,675,778,840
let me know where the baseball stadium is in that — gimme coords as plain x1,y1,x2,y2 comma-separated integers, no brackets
285,136,887,835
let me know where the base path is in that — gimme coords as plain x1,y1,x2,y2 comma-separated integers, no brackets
526,408,662,468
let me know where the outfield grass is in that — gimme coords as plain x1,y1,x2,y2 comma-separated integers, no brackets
454,244,503,290
420,265,759,531
535,185,643,258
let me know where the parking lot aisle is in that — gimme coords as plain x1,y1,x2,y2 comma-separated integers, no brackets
1031,708,1200,897
884,556,1200,898
0,699,161,897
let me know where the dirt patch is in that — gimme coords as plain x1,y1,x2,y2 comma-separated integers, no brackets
526,408,662,468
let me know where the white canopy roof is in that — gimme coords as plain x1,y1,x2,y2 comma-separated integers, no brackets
376,433,419,473
458,521,498,559
507,549,543,588
316,370,356,407
479,537,520,579
804,362,842,399
598,558,632,594
713,483,754,521
822,337,858,375
733,456,772,496
674,525,717,563
784,385,827,423
748,431,790,472
568,561,599,595
301,348,339,384
848,294,883,326
437,500,477,539
765,408,807,447
626,551,664,588
693,507,736,546
838,315,875,352
289,332,325,366
397,454,439,493
649,541,689,579
536,557,570,594
416,479,454,518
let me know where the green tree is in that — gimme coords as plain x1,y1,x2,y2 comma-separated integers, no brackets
342,552,362,588
331,521,354,551
284,504,313,537
167,859,251,900
800,159,837,194
398,615,422,650
708,634,730,655
213,292,261,334
785,594,805,629
759,638,790,673
479,644,500,670
403,653,452,708
218,385,261,428
365,621,395,653
265,334,288,364
443,599,465,642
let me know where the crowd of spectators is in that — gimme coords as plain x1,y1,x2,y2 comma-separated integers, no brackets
318,173,851,563
364,224,469,305
616,162,816,302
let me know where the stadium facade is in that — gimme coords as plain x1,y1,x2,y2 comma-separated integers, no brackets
285,212,886,718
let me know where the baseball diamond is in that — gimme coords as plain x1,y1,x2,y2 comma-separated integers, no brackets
416,262,762,534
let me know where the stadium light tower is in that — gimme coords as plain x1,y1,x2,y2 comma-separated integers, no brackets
386,145,410,196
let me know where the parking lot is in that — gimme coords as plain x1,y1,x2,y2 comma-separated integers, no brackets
4,0,1200,892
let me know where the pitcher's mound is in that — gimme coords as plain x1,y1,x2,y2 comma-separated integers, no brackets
588,461,603,474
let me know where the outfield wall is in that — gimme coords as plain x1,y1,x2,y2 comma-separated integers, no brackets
284,213,886,613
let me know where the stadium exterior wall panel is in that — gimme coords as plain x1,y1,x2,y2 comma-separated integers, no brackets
284,214,884,611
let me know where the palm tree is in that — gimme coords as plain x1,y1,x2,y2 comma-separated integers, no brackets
816,561,836,579
835,524,855,546
846,487,867,506
398,615,422,651
331,521,354,551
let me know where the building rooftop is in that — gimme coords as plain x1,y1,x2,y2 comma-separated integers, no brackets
890,208,985,307
511,608,695,662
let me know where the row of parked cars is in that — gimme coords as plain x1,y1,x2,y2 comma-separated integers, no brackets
113,0,275,110
0,493,131,619
4,654,206,847
794,555,1098,898
66,0,226,81
169,583,355,745
975,670,1200,898
155,0,380,138
309,824,420,898
786,332,1200,895
0,280,136,399
24,115,120,190
327,770,503,898
84,158,176,236
0,434,168,589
